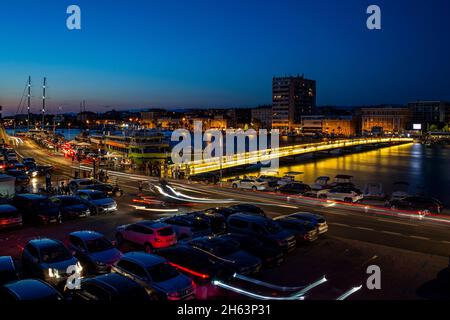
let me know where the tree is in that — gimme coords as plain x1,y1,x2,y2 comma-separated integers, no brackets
429,124,438,132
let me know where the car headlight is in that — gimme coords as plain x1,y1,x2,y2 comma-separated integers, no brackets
48,268,61,279
76,262,83,274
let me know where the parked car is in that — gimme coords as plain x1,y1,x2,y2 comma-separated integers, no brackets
23,160,37,172
388,196,444,214
186,236,262,275
21,238,81,286
0,256,19,286
227,204,266,217
277,182,312,195
12,194,62,225
186,211,227,235
231,178,267,191
227,214,297,253
204,207,238,219
22,157,36,163
115,221,177,253
0,204,22,229
82,183,124,197
189,173,219,184
275,217,318,244
317,186,364,203
68,178,102,192
257,175,281,188
112,252,195,300
13,163,26,172
281,212,328,235
159,214,211,240
28,165,54,178
0,279,63,301
363,183,386,200
157,245,235,285
75,190,117,215
68,231,123,275
49,195,91,221
65,273,154,301
5,169,30,185
219,233,284,267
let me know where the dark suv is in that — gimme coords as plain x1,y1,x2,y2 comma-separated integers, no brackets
227,214,297,253
12,194,62,225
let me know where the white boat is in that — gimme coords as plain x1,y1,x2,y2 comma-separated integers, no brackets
310,176,331,191
390,181,411,201
276,171,304,187
363,183,386,200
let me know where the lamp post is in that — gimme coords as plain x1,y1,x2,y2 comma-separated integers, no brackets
219,135,223,187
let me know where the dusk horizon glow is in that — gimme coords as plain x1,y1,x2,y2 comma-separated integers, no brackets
1,0,450,116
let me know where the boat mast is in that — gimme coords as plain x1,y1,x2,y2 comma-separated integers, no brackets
42,77,46,130
27,76,31,130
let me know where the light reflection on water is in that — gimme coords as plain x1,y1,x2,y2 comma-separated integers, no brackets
271,143,450,206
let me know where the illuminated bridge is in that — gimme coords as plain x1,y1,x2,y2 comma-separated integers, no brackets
170,137,414,175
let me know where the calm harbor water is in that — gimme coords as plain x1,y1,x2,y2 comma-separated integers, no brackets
271,143,450,206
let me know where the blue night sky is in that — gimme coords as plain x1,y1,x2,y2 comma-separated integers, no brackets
0,0,449,115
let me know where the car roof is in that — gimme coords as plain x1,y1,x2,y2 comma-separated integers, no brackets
50,195,79,200
28,238,63,249
86,273,141,293
291,212,320,219
121,252,166,267
190,236,228,246
71,179,93,183
15,194,47,200
0,256,15,272
228,213,269,222
0,204,18,213
137,220,170,229
77,189,103,194
70,230,104,240
4,279,60,300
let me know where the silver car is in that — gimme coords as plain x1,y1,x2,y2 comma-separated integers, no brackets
75,190,117,215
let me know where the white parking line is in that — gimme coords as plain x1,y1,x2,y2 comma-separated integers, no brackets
330,222,351,228
376,218,417,227
353,226,375,232
409,235,430,241
381,231,404,236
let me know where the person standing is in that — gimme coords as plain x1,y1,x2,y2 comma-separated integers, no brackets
138,180,143,194
45,171,52,193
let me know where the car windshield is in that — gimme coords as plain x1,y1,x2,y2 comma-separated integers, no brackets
212,240,240,256
88,192,107,200
264,221,282,234
61,198,82,206
157,227,174,236
40,245,72,263
147,262,179,282
38,200,57,209
85,237,114,253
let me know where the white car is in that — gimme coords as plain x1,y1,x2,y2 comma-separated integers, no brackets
232,178,267,191
317,186,363,203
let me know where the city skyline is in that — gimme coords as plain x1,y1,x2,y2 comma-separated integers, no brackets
1,0,450,115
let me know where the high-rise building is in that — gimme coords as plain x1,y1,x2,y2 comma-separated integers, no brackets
272,75,316,131
408,101,450,129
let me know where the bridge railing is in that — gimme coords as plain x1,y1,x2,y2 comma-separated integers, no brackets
170,137,413,174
